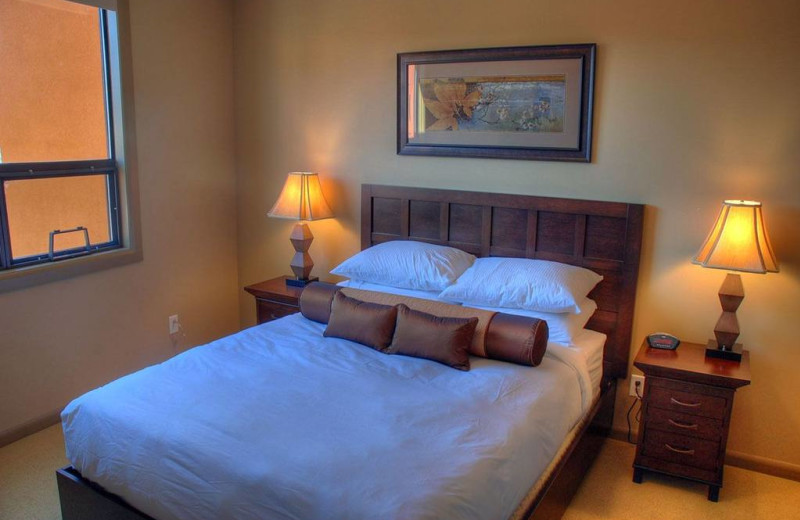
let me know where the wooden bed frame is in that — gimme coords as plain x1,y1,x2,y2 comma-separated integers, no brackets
57,184,644,520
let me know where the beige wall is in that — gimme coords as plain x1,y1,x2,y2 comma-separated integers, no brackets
234,0,800,469
0,0,239,438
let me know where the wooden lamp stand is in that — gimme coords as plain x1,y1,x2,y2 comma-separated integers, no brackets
287,222,318,287
706,273,744,362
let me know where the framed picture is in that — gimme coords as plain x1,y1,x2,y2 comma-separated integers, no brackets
397,44,596,162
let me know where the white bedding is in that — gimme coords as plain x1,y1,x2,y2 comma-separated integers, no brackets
556,328,607,393
62,313,593,520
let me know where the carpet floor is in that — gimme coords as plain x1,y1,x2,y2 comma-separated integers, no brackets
1,424,798,519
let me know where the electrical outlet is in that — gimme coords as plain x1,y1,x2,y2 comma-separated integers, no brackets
168,315,180,335
629,374,645,397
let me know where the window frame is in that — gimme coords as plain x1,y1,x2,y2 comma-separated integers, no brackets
0,0,142,293
0,161,121,268
0,7,120,270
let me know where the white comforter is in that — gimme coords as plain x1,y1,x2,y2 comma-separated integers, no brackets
62,313,590,520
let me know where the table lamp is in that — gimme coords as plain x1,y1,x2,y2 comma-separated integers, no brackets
692,200,778,361
268,172,334,287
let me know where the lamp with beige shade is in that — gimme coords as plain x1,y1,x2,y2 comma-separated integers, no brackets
268,172,334,287
692,200,778,361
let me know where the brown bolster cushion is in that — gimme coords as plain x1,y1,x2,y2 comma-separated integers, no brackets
301,283,549,367
387,304,478,371
322,291,397,352
485,312,549,367
299,282,341,323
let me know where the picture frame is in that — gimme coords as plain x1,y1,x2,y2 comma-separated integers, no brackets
397,44,596,162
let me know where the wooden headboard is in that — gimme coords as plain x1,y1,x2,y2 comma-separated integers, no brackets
361,184,644,380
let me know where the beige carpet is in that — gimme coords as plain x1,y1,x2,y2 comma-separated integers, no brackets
2,424,799,520
0,425,67,520
563,437,800,520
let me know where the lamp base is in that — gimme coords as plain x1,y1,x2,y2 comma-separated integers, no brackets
288,222,315,281
705,340,743,362
285,276,318,288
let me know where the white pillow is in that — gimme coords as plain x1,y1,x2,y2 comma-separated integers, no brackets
331,241,476,292
468,298,598,345
336,280,448,302
439,257,603,313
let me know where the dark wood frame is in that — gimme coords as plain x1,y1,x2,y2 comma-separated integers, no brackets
57,184,643,520
397,44,596,162
361,184,644,518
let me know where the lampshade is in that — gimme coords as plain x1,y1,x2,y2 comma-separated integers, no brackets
268,172,334,221
692,200,778,274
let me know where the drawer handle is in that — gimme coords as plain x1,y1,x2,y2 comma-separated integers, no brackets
670,397,702,408
668,418,699,430
665,443,696,456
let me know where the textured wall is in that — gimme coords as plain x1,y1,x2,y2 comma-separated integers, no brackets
233,0,800,468
0,0,239,438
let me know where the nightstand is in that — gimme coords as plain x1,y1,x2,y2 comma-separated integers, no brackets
632,339,751,502
244,276,307,324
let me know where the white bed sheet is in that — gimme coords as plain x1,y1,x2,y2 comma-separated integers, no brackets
62,313,591,520
554,328,607,394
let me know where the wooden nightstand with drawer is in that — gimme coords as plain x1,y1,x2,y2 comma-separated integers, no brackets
632,339,751,502
244,276,306,324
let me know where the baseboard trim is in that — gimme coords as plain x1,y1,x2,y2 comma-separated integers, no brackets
608,428,638,446
0,410,62,448
725,450,800,482
610,427,800,483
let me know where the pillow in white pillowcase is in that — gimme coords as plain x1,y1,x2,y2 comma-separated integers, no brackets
439,257,603,314
468,298,598,345
331,240,476,292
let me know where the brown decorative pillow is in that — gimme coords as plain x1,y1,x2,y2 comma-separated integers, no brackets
387,304,478,371
485,312,549,367
299,282,341,323
323,291,398,352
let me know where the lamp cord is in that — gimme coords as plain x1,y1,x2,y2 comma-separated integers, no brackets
626,383,643,444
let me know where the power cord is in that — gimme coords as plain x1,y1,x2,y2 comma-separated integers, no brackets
626,379,643,444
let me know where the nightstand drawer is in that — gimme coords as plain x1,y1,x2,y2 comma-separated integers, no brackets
641,429,720,471
256,299,298,323
648,380,727,419
645,408,723,440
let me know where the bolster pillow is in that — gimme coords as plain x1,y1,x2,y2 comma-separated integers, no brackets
299,282,342,323
299,282,549,367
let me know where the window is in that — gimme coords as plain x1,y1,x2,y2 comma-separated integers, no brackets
0,0,139,284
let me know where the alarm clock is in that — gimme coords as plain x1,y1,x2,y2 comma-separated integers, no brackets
647,332,680,350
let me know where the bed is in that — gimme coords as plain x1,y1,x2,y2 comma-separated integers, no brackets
56,184,644,520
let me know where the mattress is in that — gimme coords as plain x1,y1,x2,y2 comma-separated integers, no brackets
62,313,594,520
564,328,607,394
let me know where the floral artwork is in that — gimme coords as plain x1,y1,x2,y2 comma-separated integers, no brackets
419,76,566,133
398,44,595,161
